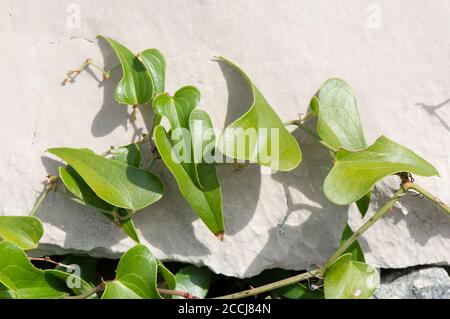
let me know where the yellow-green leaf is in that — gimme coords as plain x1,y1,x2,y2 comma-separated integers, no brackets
216,57,301,171
154,125,224,236
324,253,379,299
0,242,68,299
315,78,367,151
98,36,153,105
138,49,166,95
324,136,439,205
102,244,161,299
0,216,43,250
49,148,164,211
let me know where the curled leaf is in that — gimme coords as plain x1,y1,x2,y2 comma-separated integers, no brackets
216,57,301,171
138,49,166,95
98,36,153,105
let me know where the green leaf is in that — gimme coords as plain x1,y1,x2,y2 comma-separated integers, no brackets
173,265,212,299
59,166,140,243
138,49,166,95
340,224,365,262
113,143,141,168
324,253,379,299
102,244,161,299
0,283,14,299
154,125,224,236
355,190,371,217
216,57,302,171
315,78,367,151
0,242,68,299
0,216,43,250
59,166,115,212
323,136,439,205
152,86,201,181
49,147,164,211
98,36,153,105
44,270,95,297
158,262,176,290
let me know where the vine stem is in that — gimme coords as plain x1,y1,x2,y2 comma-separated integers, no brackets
405,182,450,215
214,181,450,299
65,283,199,299
213,270,320,299
29,176,58,216
28,256,73,269
158,288,200,299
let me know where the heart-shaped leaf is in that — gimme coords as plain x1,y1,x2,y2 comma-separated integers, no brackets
49,148,164,211
324,253,379,299
98,36,153,106
102,244,161,299
0,216,43,250
323,136,439,205
340,224,365,262
173,265,212,299
314,78,367,151
138,49,166,95
216,57,301,171
154,125,224,236
0,242,69,299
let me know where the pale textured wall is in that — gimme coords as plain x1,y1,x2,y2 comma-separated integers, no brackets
0,0,449,277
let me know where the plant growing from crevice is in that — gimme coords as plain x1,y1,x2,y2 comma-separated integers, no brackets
0,36,448,299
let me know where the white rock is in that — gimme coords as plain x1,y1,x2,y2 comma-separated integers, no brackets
1,0,449,277
375,268,450,299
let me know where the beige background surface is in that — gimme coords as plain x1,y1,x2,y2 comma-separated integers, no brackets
0,0,449,277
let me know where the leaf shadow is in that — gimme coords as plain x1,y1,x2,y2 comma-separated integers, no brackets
380,187,450,246
215,61,262,235
38,156,131,254
133,160,211,257
243,128,349,276
90,38,139,139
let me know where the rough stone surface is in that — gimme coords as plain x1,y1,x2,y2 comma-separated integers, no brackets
1,0,449,277
375,267,450,299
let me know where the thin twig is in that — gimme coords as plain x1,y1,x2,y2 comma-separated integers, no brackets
158,288,200,299
28,256,73,269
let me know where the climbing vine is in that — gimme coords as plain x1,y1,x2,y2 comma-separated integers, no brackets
0,36,448,299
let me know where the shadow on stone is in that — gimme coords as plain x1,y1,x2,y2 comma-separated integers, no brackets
215,60,262,235
243,128,349,276
90,38,136,139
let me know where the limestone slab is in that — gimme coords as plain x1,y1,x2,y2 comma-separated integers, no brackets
1,0,449,277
